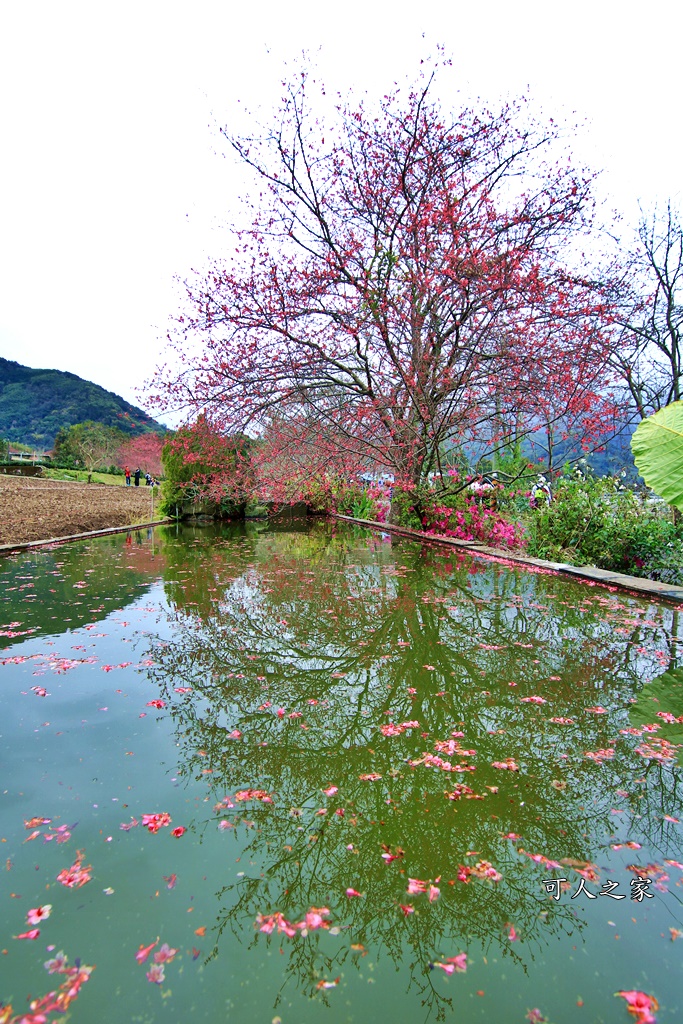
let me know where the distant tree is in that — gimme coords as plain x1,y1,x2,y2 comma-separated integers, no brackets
116,433,165,478
611,202,683,418
53,421,126,481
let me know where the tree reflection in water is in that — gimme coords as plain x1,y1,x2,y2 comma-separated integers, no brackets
146,521,683,1015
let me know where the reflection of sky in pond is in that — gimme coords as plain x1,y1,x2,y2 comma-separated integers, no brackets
0,521,682,1023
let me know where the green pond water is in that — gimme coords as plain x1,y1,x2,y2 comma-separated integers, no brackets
1,519,682,1023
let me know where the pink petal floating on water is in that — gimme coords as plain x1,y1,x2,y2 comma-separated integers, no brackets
304,908,330,931
322,786,338,796
171,826,186,838
27,904,51,925
345,888,363,897
584,748,615,764
44,950,68,973
431,953,467,974
24,816,51,829
234,789,272,804
146,963,165,984
153,942,178,964
15,928,40,940
56,851,92,888
135,939,158,964
615,989,658,1023
141,813,172,833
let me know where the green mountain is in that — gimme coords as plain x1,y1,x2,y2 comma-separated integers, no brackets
0,357,166,448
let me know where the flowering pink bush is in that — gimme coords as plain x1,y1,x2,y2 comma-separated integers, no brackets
422,501,526,550
366,485,390,522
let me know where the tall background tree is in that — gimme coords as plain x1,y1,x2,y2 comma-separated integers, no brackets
611,202,683,419
152,62,618,498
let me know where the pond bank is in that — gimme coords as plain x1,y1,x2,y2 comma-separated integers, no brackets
0,518,173,555
334,512,683,605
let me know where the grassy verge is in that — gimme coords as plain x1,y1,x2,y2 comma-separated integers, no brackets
44,469,127,486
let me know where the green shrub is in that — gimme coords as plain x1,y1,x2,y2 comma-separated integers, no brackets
389,485,427,530
527,472,683,583
329,480,365,514
349,492,376,519
299,477,334,513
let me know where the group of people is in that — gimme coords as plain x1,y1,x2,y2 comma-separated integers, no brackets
123,466,159,487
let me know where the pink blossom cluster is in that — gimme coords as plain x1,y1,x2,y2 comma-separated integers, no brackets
409,752,476,773
407,878,440,901
457,860,503,883
56,851,92,889
380,720,419,736
1,950,95,1023
422,502,526,550
256,906,331,937
141,812,172,833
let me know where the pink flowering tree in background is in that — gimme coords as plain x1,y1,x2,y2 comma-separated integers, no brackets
150,59,619,506
116,433,165,478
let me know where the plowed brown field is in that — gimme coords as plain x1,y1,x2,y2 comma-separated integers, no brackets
0,476,160,547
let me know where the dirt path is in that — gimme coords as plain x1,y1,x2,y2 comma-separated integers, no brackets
0,475,160,546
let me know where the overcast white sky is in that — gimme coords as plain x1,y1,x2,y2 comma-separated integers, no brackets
0,1,681,423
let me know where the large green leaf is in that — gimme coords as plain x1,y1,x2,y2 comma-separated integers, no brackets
631,401,683,510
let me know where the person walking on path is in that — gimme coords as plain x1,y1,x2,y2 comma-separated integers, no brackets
134,467,141,487
124,466,131,486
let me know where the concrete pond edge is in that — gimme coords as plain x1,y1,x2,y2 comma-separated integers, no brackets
0,518,174,556
333,514,683,606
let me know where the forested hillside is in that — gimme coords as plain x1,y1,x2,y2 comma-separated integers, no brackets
0,358,165,448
